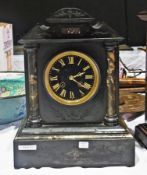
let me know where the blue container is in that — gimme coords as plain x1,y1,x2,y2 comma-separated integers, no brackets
0,95,26,124
0,72,26,124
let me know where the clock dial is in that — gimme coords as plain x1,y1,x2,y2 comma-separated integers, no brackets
44,51,100,105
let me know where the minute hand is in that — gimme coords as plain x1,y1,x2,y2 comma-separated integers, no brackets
69,76,91,90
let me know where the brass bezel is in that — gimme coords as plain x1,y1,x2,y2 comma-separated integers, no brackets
44,51,100,106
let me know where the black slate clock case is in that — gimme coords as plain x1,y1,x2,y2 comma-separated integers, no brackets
14,8,135,168
38,41,107,123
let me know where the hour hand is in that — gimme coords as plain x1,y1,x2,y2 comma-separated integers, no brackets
73,72,85,78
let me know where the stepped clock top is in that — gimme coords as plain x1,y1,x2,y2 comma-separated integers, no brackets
19,8,123,43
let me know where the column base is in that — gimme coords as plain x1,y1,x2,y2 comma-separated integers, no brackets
27,116,42,128
104,115,119,126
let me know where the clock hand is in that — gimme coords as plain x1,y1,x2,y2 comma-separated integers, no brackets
73,72,85,78
69,75,84,87
69,75,91,90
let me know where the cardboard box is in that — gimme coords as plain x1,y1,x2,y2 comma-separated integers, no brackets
0,23,13,71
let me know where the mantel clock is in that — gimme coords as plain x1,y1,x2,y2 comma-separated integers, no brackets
14,8,135,168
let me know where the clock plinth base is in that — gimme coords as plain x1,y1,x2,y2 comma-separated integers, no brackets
14,120,135,168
